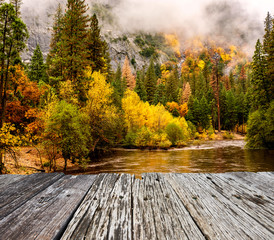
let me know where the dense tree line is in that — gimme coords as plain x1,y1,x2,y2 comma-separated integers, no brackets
0,0,273,173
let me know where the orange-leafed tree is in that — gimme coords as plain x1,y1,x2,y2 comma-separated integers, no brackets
181,82,192,104
122,56,136,90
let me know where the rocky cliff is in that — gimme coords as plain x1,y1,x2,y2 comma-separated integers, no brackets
21,0,175,70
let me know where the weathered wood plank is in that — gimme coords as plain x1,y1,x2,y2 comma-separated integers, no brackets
201,173,274,233
0,172,273,240
219,172,274,199
164,173,274,239
0,173,64,219
61,173,134,240
0,175,97,240
132,173,205,240
0,174,26,191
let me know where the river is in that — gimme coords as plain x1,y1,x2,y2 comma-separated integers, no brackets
66,140,274,178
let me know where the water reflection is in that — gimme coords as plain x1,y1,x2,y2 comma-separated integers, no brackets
66,140,274,178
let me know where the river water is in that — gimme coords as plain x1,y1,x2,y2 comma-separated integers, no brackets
67,140,274,178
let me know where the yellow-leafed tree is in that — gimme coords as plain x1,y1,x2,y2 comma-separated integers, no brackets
85,71,121,148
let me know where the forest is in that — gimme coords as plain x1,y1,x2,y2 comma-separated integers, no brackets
0,0,273,173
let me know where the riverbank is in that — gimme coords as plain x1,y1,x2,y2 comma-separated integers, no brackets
2,132,246,175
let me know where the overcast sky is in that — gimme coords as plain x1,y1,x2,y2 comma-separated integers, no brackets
20,0,274,54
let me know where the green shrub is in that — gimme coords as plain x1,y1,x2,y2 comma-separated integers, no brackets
124,130,137,147
134,36,145,47
140,47,156,58
187,120,197,138
165,122,183,145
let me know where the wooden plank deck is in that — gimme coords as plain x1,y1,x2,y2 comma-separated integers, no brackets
0,172,273,240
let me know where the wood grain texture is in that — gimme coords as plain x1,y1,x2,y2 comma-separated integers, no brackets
61,173,133,240
0,173,64,219
0,175,97,240
0,172,273,240
204,172,274,232
164,173,274,239
0,174,26,191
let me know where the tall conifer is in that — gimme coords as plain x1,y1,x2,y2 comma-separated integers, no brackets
251,40,269,109
135,71,147,102
145,58,157,104
61,0,89,83
28,44,47,84
87,13,111,75
47,4,64,81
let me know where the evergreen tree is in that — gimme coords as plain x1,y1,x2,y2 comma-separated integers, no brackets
46,3,64,83
191,98,201,127
87,13,111,75
112,65,126,107
223,90,237,130
61,0,89,94
236,92,249,131
153,83,166,105
200,96,210,129
266,18,274,96
263,12,273,54
154,63,162,79
251,40,270,109
229,71,234,90
9,0,23,65
28,44,48,84
134,71,147,102
9,0,22,16
165,70,178,103
145,58,157,104
247,14,274,149
238,65,247,93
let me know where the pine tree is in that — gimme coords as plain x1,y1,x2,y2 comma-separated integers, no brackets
9,0,23,65
28,44,47,84
265,18,274,96
145,58,157,104
239,65,247,93
263,12,273,54
122,56,135,90
134,71,147,101
199,96,210,129
251,40,269,109
112,65,126,107
229,71,234,90
9,0,22,16
87,13,111,75
223,90,237,130
47,3,64,82
153,83,166,105
61,0,89,83
165,70,178,103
